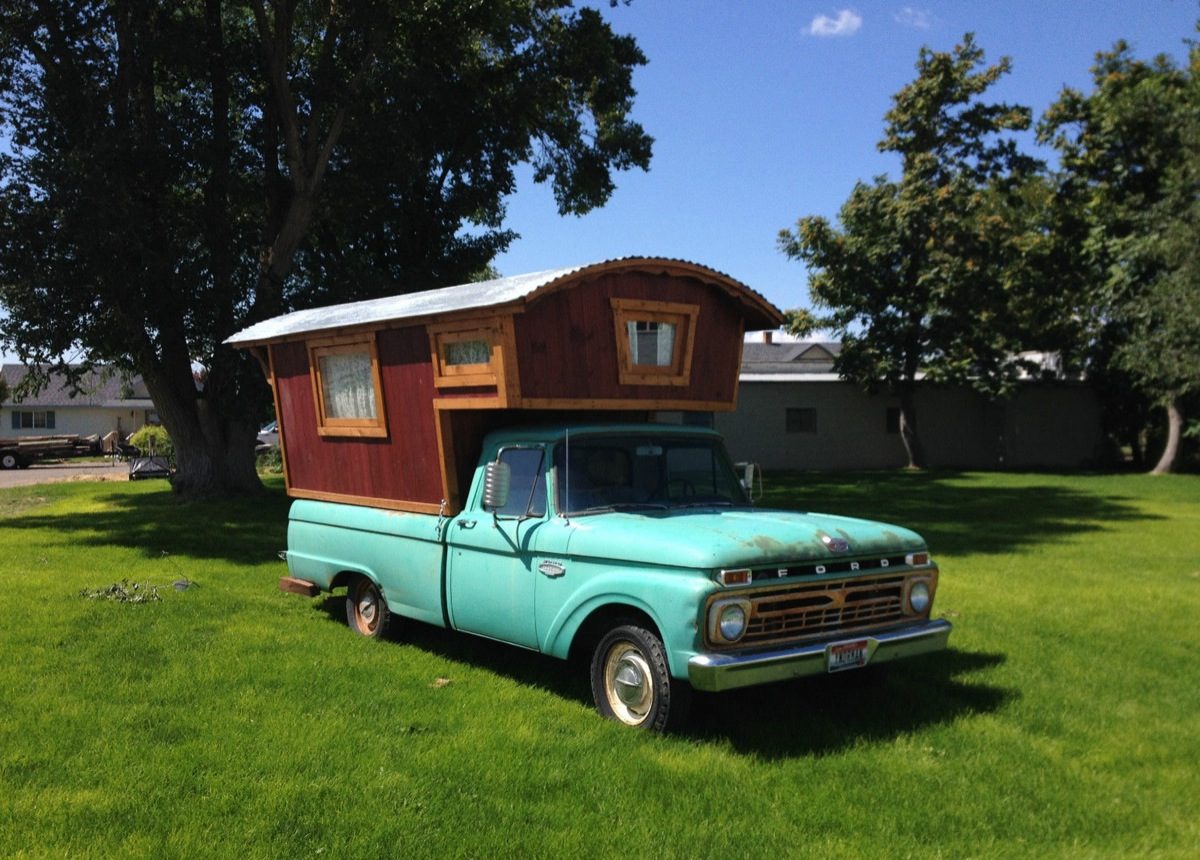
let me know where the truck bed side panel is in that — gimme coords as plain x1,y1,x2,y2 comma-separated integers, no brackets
287,500,446,627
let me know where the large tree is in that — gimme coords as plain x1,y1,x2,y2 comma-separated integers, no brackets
0,1,651,495
779,34,1044,468
1039,37,1200,473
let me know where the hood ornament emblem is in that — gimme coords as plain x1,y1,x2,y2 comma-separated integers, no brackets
821,534,851,553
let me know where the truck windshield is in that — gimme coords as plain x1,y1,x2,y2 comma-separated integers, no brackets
554,434,748,514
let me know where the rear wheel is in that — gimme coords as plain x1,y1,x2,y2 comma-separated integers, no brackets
590,623,689,731
1,452,23,470
345,577,390,639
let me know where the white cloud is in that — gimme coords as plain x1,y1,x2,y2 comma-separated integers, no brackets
895,7,934,30
807,9,863,37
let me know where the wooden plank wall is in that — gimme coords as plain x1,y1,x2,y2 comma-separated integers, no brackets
272,325,444,508
513,272,744,406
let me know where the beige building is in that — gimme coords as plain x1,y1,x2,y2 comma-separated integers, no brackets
715,340,1103,471
1,364,157,439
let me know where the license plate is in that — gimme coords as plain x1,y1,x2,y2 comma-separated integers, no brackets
827,639,869,673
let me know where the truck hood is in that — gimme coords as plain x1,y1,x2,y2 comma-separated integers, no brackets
561,507,926,570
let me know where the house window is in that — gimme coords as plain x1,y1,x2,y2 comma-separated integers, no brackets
785,407,817,434
886,407,901,435
308,335,388,438
429,322,501,388
611,298,699,386
11,410,55,430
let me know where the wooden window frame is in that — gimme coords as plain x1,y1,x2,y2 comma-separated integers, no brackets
428,320,502,388
611,298,699,387
308,334,388,439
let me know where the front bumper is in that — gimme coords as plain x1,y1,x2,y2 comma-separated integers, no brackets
687,618,952,692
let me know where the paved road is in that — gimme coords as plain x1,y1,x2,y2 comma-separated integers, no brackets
0,461,131,488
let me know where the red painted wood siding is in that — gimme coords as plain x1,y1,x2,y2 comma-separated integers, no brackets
513,272,743,405
272,326,443,505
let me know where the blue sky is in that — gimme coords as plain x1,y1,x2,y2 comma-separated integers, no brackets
2,2,1197,365
493,1,1199,316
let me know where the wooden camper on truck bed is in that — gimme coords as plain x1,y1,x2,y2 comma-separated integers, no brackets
225,257,783,514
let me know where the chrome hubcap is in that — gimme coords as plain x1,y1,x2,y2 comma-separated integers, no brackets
355,585,379,632
604,643,654,725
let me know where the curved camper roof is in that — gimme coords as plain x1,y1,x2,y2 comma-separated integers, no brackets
225,257,782,347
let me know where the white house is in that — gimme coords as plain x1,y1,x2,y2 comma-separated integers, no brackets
715,336,1103,470
1,364,157,439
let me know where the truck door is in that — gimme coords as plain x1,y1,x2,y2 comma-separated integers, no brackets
445,445,548,649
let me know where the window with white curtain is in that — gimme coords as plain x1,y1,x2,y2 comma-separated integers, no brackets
611,298,699,387
443,339,492,367
319,351,377,419
627,320,677,367
309,336,388,438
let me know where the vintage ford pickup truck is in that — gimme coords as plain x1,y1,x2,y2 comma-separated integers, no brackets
226,258,950,730
284,422,950,730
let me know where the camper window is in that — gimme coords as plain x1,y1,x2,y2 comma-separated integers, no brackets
308,336,388,438
429,322,501,388
610,298,699,387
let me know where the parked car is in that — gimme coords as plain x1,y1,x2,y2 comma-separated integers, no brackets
257,421,279,453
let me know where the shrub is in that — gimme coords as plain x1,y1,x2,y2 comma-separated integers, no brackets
128,424,173,460
256,446,283,474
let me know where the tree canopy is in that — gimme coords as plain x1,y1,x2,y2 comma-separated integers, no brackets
779,34,1045,468
0,0,652,494
1039,38,1200,472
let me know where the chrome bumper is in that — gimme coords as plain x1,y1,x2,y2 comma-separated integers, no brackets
687,619,953,692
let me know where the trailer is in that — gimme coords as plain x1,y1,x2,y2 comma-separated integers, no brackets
0,434,101,469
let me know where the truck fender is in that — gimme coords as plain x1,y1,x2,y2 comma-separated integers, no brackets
541,569,713,679
285,549,379,595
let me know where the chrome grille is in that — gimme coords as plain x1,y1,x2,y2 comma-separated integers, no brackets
742,574,907,645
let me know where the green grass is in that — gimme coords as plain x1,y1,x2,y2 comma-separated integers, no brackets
1,472,1198,858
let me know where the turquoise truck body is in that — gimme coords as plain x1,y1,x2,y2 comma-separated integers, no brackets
283,423,951,725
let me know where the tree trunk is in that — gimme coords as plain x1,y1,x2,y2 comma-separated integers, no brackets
1150,396,1184,475
140,362,264,498
898,385,927,469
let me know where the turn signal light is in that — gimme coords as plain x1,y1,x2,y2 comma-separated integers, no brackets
718,568,751,586
906,552,929,566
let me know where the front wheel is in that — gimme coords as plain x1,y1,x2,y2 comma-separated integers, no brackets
1,452,23,470
345,577,390,639
590,624,689,731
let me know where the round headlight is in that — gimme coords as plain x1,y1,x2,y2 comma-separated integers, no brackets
718,604,747,642
909,581,931,614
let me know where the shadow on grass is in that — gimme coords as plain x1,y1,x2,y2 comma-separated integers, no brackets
317,595,1010,758
0,483,293,565
759,470,1158,556
3,471,1155,567
687,648,1010,759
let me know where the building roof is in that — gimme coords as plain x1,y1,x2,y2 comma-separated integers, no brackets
1,364,153,408
225,257,783,346
739,340,843,375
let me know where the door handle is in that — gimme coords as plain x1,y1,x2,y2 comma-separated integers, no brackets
457,520,476,530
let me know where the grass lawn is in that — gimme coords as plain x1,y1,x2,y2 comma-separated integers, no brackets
1,471,1197,857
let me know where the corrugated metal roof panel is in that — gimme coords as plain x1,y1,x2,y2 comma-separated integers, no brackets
225,257,782,346
226,265,579,346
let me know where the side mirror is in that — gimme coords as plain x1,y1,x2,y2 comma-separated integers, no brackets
482,460,511,512
735,461,763,503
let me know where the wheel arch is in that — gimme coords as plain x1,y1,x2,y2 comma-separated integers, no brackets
330,569,375,592
567,603,662,667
